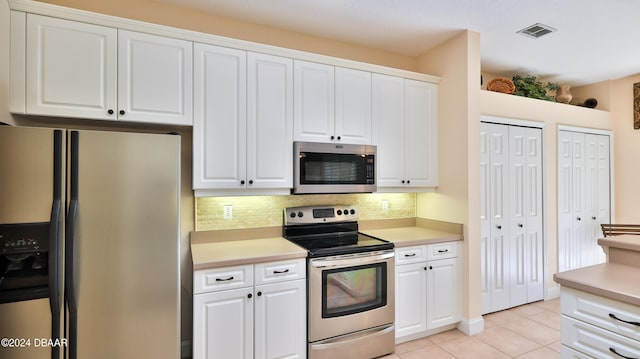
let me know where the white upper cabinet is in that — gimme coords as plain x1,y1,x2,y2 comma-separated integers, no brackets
193,44,247,190
247,52,294,189
21,14,192,125
373,74,439,189
193,44,293,194
334,67,372,144
25,14,117,119
117,30,193,125
294,60,335,143
294,61,372,144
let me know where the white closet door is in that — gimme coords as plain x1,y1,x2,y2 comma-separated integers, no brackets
585,134,610,266
557,131,574,272
571,132,588,269
524,128,543,303
487,123,510,313
594,135,610,264
508,126,528,307
479,123,492,314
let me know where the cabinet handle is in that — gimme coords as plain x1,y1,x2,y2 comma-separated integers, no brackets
609,347,636,359
240,180,245,185
248,180,254,185
119,110,125,115
423,266,427,271
577,217,582,221
215,276,234,282
407,180,411,184
273,269,290,274
404,253,416,257
518,223,524,228
257,291,262,297
337,136,341,140
247,293,252,299
429,266,433,270
331,135,335,140
496,225,502,230
107,109,114,115
437,249,449,253
609,313,640,326
401,180,406,184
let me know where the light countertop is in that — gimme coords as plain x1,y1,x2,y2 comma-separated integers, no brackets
191,237,307,270
191,218,464,270
361,226,462,247
554,263,640,306
598,235,640,252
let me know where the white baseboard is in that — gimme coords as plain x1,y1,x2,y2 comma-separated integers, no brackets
181,340,192,358
546,286,561,300
457,316,484,336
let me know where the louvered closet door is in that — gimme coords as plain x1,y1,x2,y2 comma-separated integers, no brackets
508,127,543,307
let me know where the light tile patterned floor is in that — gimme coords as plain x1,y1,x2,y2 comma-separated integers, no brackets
383,298,561,359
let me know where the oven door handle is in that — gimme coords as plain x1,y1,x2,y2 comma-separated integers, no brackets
310,250,394,268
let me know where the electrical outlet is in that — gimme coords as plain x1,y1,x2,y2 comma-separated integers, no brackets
381,200,389,212
223,205,233,219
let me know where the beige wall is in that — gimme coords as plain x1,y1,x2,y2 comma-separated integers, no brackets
1,0,12,125
415,30,483,322
611,74,640,222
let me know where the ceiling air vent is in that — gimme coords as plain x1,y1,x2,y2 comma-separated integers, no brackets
517,23,556,39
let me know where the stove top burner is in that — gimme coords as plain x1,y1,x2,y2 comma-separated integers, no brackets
282,205,394,257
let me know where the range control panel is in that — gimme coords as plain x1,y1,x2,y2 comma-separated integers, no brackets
284,205,358,225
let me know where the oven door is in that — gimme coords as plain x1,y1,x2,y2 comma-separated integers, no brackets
308,249,394,342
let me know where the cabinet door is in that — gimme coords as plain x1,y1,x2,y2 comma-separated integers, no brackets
426,258,460,330
372,74,405,187
193,288,254,359
254,280,306,359
118,30,193,125
293,60,335,143
395,262,427,338
193,44,247,190
247,53,294,189
335,67,371,144
26,14,117,119
404,80,438,187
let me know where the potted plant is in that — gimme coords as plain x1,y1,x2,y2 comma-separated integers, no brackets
512,75,557,101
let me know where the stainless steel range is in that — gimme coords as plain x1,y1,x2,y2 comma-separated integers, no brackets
283,205,395,359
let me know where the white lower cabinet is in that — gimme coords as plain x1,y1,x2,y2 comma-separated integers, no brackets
560,287,640,358
394,242,461,342
193,259,306,359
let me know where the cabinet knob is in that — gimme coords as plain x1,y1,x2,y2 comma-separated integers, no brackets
248,180,254,185
330,135,335,140
257,291,262,297
119,110,125,115
407,180,411,184
240,180,245,185
107,109,114,115
518,223,524,228
337,136,341,140
577,217,582,221
247,293,253,299
429,266,433,270
423,266,427,271
592,216,597,220
401,180,405,184
496,225,502,230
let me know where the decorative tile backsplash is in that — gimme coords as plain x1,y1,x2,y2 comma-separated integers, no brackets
196,193,416,231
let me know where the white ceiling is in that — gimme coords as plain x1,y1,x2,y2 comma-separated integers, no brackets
154,0,640,86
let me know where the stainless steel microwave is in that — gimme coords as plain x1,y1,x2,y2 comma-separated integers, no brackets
293,141,376,194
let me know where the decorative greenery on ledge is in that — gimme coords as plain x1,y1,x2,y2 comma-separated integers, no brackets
512,75,557,101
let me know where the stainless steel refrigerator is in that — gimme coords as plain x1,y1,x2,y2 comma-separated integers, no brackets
0,126,180,359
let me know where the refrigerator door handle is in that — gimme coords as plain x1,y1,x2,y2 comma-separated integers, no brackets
65,131,79,359
48,129,63,359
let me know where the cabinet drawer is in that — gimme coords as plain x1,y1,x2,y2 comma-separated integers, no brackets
395,245,427,265
561,345,592,359
562,288,640,342
254,258,306,285
562,315,640,358
426,242,458,260
194,264,253,294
